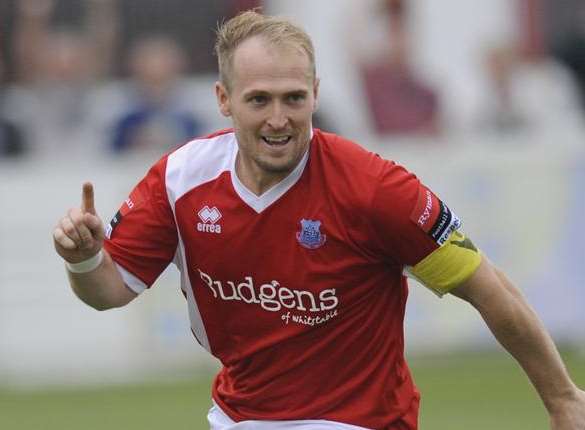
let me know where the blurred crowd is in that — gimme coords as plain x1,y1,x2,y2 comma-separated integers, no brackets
0,0,258,159
0,0,584,161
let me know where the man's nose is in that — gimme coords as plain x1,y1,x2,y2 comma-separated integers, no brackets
266,103,289,130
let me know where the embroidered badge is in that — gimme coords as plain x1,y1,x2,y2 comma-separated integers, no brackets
296,219,326,249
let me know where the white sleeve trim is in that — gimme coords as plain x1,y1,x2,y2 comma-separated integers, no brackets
115,263,148,294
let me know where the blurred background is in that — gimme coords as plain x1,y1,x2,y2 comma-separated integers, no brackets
0,0,584,428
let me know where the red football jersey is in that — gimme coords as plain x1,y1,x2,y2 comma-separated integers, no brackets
104,129,460,429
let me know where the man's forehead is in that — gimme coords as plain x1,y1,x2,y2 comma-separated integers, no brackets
233,36,311,72
236,34,305,54
230,36,314,91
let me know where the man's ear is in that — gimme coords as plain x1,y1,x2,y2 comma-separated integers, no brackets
312,77,320,112
215,81,232,117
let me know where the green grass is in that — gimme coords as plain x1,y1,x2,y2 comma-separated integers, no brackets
413,349,585,429
0,375,214,430
1,350,583,429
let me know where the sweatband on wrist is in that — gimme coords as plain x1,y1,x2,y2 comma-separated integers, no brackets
65,250,104,274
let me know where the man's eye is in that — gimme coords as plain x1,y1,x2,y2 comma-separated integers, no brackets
288,94,305,103
250,96,267,105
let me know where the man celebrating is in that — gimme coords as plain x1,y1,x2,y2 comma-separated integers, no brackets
53,10,585,430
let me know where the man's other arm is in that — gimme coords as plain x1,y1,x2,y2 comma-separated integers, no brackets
450,257,585,429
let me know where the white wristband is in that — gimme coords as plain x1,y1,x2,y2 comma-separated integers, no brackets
65,250,104,274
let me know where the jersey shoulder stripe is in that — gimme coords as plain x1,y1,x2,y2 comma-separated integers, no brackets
166,131,236,205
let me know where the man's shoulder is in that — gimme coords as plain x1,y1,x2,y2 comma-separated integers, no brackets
313,129,399,179
165,128,236,168
314,129,365,153
152,129,236,199
310,130,413,213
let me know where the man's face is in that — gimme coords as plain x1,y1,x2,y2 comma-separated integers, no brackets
216,36,319,192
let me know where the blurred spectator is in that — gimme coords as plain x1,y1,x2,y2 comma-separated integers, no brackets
115,0,230,76
350,0,441,137
542,0,585,119
0,57,27,157
0,119,26,157
478,0,584,136
2,0,118,157
228,0,262,17
12,0,117,82
109,35,203,153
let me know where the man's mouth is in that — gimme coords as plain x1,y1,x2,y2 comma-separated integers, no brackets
262,135,292,146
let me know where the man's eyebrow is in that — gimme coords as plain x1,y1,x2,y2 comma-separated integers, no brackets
285,89,309,96
241,89,270,99
242,89,309,98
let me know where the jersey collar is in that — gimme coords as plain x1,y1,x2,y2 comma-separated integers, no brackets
230,130,312,214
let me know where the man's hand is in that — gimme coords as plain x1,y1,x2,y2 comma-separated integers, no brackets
550,389,585,429
53,182,105,263
53,182,135,310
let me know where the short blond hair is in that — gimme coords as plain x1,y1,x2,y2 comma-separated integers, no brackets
215,10,316,91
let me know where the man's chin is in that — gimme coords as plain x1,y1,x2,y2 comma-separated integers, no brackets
257,157,299,175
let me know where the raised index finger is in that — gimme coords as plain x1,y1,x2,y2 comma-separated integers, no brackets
81,182,96,215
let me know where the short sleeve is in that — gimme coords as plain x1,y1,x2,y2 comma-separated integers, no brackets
369,162,442,264
369,161,481,294
104,157,178,293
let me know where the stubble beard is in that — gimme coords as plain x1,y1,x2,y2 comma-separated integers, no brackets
258,133,311,176
255,152,301,175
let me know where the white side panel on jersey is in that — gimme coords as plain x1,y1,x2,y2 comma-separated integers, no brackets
164,134,236,354
115,263,148,294
166,133,237,203
175,235,211,352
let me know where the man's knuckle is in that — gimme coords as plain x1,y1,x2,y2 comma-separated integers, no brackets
63,223,75,235
72,214,84,226
80,233,92,243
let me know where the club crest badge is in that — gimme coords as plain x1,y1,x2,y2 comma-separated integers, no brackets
296,219,326,249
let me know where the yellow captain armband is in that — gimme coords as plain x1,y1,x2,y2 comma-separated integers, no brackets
406,230,482,297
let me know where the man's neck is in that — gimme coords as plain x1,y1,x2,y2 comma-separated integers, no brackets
235,154,290,196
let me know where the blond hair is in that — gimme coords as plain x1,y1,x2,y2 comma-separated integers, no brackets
215,10,316,91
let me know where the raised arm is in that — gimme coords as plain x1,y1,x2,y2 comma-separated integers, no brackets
53,182,137,310
450,257,585,429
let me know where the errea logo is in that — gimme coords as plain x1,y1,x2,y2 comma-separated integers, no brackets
197,206,222,234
